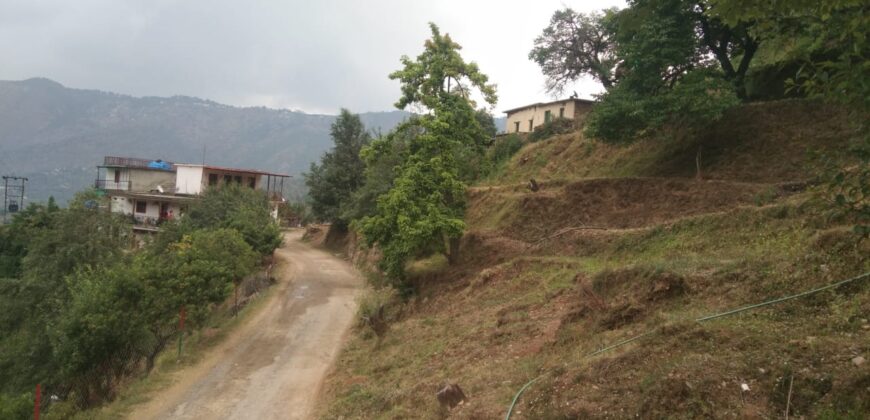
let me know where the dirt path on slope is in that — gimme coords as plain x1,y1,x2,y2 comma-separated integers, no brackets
128,230,362,420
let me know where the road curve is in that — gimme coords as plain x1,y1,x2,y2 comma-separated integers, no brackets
129,230,362,420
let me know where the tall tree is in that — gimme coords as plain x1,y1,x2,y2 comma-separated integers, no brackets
529,8,619,92
359,23,497,287
305,109,370,227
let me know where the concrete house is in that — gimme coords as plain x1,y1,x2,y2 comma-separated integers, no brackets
95,156,289,233
503,98,595,134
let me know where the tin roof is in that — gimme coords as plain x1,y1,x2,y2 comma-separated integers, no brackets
503,98,596,115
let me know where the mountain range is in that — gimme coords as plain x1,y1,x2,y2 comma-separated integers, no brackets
0,78,432,204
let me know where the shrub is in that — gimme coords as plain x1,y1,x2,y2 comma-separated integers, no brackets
529,117,575,142
489,134,524,164
357,287,400,340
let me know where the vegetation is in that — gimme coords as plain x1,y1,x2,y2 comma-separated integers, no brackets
305,109,372,228
0,186,276,416
357,23,497,287
528,117,575,142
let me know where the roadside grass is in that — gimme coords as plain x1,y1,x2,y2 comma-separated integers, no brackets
53,276,281,420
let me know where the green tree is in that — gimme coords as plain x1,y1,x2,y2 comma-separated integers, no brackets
0,206,129,395
305,109,371,227
359,23,497,287
177,184,282,255
53,263,151,404
343,119,418,222
529,8,620,92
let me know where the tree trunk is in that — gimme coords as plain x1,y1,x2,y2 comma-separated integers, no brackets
447,236,461,265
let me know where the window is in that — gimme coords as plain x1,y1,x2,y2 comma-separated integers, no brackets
234,175,242,184
223,175,232,184
514,121,520,133
135,201,147,214
113,170,121,183
529,119,534,131
248,177,256,188
544,110,552,123
559,107,565,118
208,173,218,186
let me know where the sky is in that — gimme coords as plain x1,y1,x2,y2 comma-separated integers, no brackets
0,0,625,115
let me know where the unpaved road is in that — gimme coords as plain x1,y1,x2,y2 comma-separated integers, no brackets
129,230,361,420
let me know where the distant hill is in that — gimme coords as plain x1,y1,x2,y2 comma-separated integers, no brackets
0,78,416,204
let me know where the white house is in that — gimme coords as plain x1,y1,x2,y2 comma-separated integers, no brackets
95,156,289,233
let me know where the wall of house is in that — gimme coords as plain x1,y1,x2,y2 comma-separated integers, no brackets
109,195,134,216
201,169,262,191
176,165,205,195
505,100,593,134
128,169,176,193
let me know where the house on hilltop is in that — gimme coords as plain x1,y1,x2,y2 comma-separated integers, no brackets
94,156,289,233
503,98,594,134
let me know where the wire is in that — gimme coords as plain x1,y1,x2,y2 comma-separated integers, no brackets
504,271,870,419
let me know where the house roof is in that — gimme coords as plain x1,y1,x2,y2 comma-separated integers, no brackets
174,163,291,178
113,191,197,203
503,98,596,115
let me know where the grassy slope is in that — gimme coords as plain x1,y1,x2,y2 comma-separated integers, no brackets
316,100,869,419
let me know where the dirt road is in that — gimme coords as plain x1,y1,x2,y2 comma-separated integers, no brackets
129,230,362,420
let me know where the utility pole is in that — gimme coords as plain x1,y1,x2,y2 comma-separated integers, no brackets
2,175,28,224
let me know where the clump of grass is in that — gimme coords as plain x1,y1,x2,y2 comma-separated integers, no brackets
357,287,401,342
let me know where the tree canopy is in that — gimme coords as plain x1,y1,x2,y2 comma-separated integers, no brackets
358,23,497,288
305,109,371,227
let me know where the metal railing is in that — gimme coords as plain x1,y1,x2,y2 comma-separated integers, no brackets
102,156,175,170
95,179,131,191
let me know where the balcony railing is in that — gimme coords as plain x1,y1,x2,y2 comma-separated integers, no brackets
102,156,175,170
95,179,131,191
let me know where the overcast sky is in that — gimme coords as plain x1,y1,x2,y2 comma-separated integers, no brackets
0,0,625,115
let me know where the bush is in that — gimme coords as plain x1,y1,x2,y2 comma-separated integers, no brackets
489,134,524,164
586,69,740,143
357,287,400,340
529,118,575,142
0,392,31,420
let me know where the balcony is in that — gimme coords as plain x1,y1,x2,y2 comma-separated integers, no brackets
95,179,131,191
102,156,175,171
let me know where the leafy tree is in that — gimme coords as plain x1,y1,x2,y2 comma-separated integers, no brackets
0,207,130,395
359,23,497,286
165,229,258,325
178,184,281,255
567,0,747,142
343,119,418,222
305,109,371,227
529,8,620,92
53,263,151,404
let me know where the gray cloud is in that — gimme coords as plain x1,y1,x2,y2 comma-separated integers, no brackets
0,0,625,114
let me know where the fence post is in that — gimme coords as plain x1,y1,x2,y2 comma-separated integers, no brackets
178,306,186,358
34,383,41,420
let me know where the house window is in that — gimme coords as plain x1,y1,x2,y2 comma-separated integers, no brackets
234,175,242,184
545,110,552,123
529,119,534,131
223,174,232,184
208,173,218,186
514,121,520,133
248,177,256,188
135,201,147,214
559,107,565,118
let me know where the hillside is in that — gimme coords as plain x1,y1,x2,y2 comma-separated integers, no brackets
315,100,869,418
0,78,412,203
